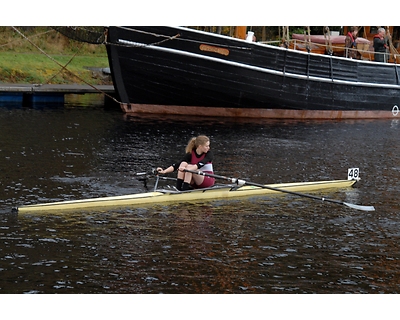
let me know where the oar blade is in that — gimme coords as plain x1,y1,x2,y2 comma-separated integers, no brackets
343,202,375,211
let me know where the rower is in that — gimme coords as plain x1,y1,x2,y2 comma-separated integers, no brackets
157,135,215,191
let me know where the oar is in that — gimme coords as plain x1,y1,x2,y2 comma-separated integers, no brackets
183,169,375,211
134,170,177,182
134,170,177,191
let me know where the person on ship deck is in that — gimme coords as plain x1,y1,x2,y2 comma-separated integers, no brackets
345,26,359,59
373,27,390,62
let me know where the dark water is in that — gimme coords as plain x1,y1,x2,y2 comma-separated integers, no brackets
1,100,399,295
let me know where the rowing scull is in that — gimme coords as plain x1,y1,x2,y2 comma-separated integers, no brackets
15,178,357,213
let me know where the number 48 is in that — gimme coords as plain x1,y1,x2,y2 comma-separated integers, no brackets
348,168,360,180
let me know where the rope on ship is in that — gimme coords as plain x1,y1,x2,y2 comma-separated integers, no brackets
117,27,181,47
323,26,333,55
11,27,120,104
386,26,400,64
304,27,311,53
0,29,55,49
52,27,105,44
281,26,290,48
112,27,252,52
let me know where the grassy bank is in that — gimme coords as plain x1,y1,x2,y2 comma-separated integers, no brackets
0,27,110,85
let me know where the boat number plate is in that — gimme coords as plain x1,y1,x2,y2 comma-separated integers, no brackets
348,168,360,180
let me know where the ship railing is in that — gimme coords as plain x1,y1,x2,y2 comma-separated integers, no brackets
259,39,400,64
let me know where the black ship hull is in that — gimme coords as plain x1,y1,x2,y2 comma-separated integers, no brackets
106,26,400,119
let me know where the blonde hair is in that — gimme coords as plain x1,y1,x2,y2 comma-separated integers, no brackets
185,135,210,153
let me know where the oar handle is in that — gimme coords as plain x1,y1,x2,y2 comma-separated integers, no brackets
134,169,157,177
135,169,178,181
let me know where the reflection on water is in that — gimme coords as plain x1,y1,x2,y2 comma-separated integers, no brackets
0,103,399,294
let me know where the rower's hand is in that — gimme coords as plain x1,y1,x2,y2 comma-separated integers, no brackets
156,167,164,174
178,161,188,172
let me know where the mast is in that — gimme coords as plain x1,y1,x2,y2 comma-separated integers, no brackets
235,26,247,40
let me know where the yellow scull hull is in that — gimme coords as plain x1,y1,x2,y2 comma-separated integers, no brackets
16,179,357,213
